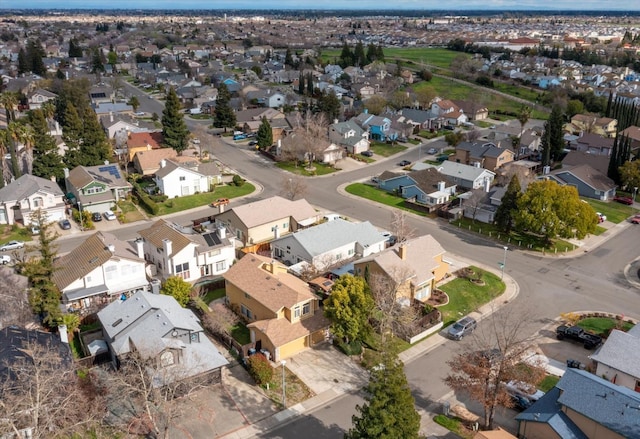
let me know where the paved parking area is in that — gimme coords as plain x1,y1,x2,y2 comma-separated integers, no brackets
535,324,594,371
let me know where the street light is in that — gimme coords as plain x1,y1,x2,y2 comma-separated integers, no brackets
281,360,287,408
501,246,508,280
634,187,638,203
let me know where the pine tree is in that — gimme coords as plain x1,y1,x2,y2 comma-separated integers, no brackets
213,83,236,133
256,117,273,149
17,48,29,74
366,43,378,63
339,42,353,68
605,92,613,117
495,175,521,232
284,48,294,67
162,87,189,154
306,72,314,95
62,102,84,169
298,71,305,95
27,39,46,76
345,352,421,439
80,105,111,165
543,105,564,162
29,109,64,180
354,41,366,67
318,91,341,122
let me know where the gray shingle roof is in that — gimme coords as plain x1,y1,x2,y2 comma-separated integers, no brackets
516,387,588,439
590,329,640,380
0,174,63,202
419,161,496,182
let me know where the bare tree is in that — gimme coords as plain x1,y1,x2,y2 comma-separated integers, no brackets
201,302,240,340
444,307,545,430
0,268,32,328
462,188,488,222
389,210,416,245
466,129,482,143
496,163,536,188
279,112,330,169
280,174,308,201
0,341,106,438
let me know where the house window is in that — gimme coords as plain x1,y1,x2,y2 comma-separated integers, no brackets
105,265,117,280
33,196,43,207
294,306,301,318
348,249,354,256
241,304,253,319
208,249,221,257
302,302,310,315
175,262,190,280
283,222,289,229
216,261,226,271
160,351,175,368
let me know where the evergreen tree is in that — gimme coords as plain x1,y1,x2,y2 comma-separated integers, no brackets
91,47,105,73
298,71,305,95
61,102,84,169
161,87,190,154
256,117,273,149
68,38,83,58
27,39,46,76
29,109,64,180
80,105,111,165
376,44,385,62
542,105,565,163
213,83,236,133
339,42,354,68
345,351,421,439
284,48,294,67
17,48,29,74
605,92,613,118
494,175,521,232
318,91,341,122
306,72,314,96
366,43,378,63
353,41,366,67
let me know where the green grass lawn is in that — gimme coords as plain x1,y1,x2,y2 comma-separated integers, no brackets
433,415,473,439
276,161,338,176
438,267,505,326
0,224,33,245
231,322,251,345
202,287,226,304
345,183,427,216
581,198,639,224
383,47,465,69
577,317,634,336
155,183,255,215
369,141,408,157
538,375,560,392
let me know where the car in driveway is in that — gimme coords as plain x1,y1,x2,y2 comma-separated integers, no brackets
398,160,412,167
361,150,373,157
59,219,71,230
0,240,25,251
614,195,634,205
92,212,102,222
447,316,477,340
103,211,117,221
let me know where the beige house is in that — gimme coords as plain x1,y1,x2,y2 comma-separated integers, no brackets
570,114,618,138
353,234,450,303
133,148,178,175
213,196,318,247
223,254,329,361
450,142,515,172
590,325,640,392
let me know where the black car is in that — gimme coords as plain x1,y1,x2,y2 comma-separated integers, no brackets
92,212,102,222
398,160,411,167
361,150,373,157
59,219,71,230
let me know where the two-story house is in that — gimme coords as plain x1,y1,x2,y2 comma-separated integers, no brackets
430,99,468,126
355,111,398,142
353,234,450,303
154,159,210,198
64,164,132,213
133,148,178,176
0,174,66,226
97,291,228,388
450,142,515,172
328,119,371,154
52,232,149,315
413,161,496,191
213,196,318,247
138,219,235,282
126,132,164,162
377,168,457,209
270,218,386,272
223,254,330,361
26,88,57,110
570,114,618,138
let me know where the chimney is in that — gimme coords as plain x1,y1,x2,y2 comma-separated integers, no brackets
484,177,491,192
63,168,69,178
218,203,225,214
162,238,172,256
136,238,144,259
217,225,226,239
437,181,445,192
109,110,113,123
334,118,338,124
50,176,56,182
160,159,166,168
107,244,116,253
398,244,407,260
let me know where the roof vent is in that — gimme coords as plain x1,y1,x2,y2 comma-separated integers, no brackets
112,318,123,327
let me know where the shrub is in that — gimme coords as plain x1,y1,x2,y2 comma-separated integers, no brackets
232,174,245,186
247,353,273,385
336,339,362,356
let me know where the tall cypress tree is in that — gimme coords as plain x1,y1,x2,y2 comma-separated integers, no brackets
62,102,84,169
256,117,273,149
306,72,314,95
162,86,189,154
213,83,236,133
298,71,305,95
495,175,521,232
29,109,64,180
80,105,111,165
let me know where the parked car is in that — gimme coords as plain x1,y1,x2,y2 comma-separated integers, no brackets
92,212,102,222
0,240,25,251
191,138,201,144
0,255,10,265
631,214,640,224
398,160,412,167
248,140,258,146
134,112,145,117
556,325,602,349
443,125,455,131
59,219,71,230
210,198,230,207
397,136,408,143
447,316,477,340
596,212,606,223
103,211,117,221
31,225,40,235
361,150,373,157
427,147,438,154
614,195,634,205
233,134,247,141
503,380,545,404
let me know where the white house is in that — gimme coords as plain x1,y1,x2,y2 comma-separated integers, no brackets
138,219,236,282
154,159,210,198
590,325,640,392
328,119,370,154
270,219,386,272
0,174,66,226
414,161,495,191
52,232,149,315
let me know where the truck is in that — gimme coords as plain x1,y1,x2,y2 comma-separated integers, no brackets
556,325,602,349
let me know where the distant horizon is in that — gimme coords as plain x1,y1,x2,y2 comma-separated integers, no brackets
1,1,640,12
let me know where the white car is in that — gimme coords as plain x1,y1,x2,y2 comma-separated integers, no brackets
103,211,117,221
0,255,10,265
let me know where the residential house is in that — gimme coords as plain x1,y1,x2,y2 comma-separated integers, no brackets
619,125,640,154
353,234,450,303
328,119,370,154
100,113,157,139
64,164,132,213
430,99,468,126
546,164,616,201
452,100,489,121
213,196,318,247
570,114,618,138
235,107,288,140
133,148,178,176
515,368,640,439
573,133,615,156
376,168,457,209
590,325,640,392
413,161,496,191
450,142,515,172
317,142,344,164
154,159,210,198
270,219,386,272
126,132,165,162
562,151,610,176
353,83,376,100
52,232,149,315
93,102,134,117
0,174,66,226
89,85,115,105
223,253,330,361
355,111,398,142
138,219,235,282
26,88,57,110
245,89,286,108
97,291,228,388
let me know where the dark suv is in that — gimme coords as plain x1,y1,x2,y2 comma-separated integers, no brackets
92,212,102,222
447,316,477,340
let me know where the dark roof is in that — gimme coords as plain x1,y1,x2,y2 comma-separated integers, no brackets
407,168,456,192
515,387,588,438
562,151,609,175
457,141,512,159
552,164,616,192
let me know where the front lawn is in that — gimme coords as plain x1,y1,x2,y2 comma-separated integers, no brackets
262,364,315,408
369,141,408,157
0,224,32,245
276,161,338,176
577,317,634,336
345,183,427,216
230,322,251,345
581,198,639,224
154,183,255,215
438,267,505,326
116,200,146,223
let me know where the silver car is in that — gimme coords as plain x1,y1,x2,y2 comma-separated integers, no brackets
0,240,25,251
447,316,477,340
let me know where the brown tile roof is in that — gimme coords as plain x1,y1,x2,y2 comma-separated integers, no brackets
134,148,177,172
223,254,315,313
620,125,640,142
53,232,143,290
138,219,195,257
248,311,329,347
127,132,164,149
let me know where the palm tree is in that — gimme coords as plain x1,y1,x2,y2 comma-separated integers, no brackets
18,124,35,175
41,100,56,133
516,105,532,159
0,92,18,123
7,122,24,179
0,129,10,188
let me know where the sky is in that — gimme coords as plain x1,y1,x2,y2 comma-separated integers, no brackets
2,0,640,11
